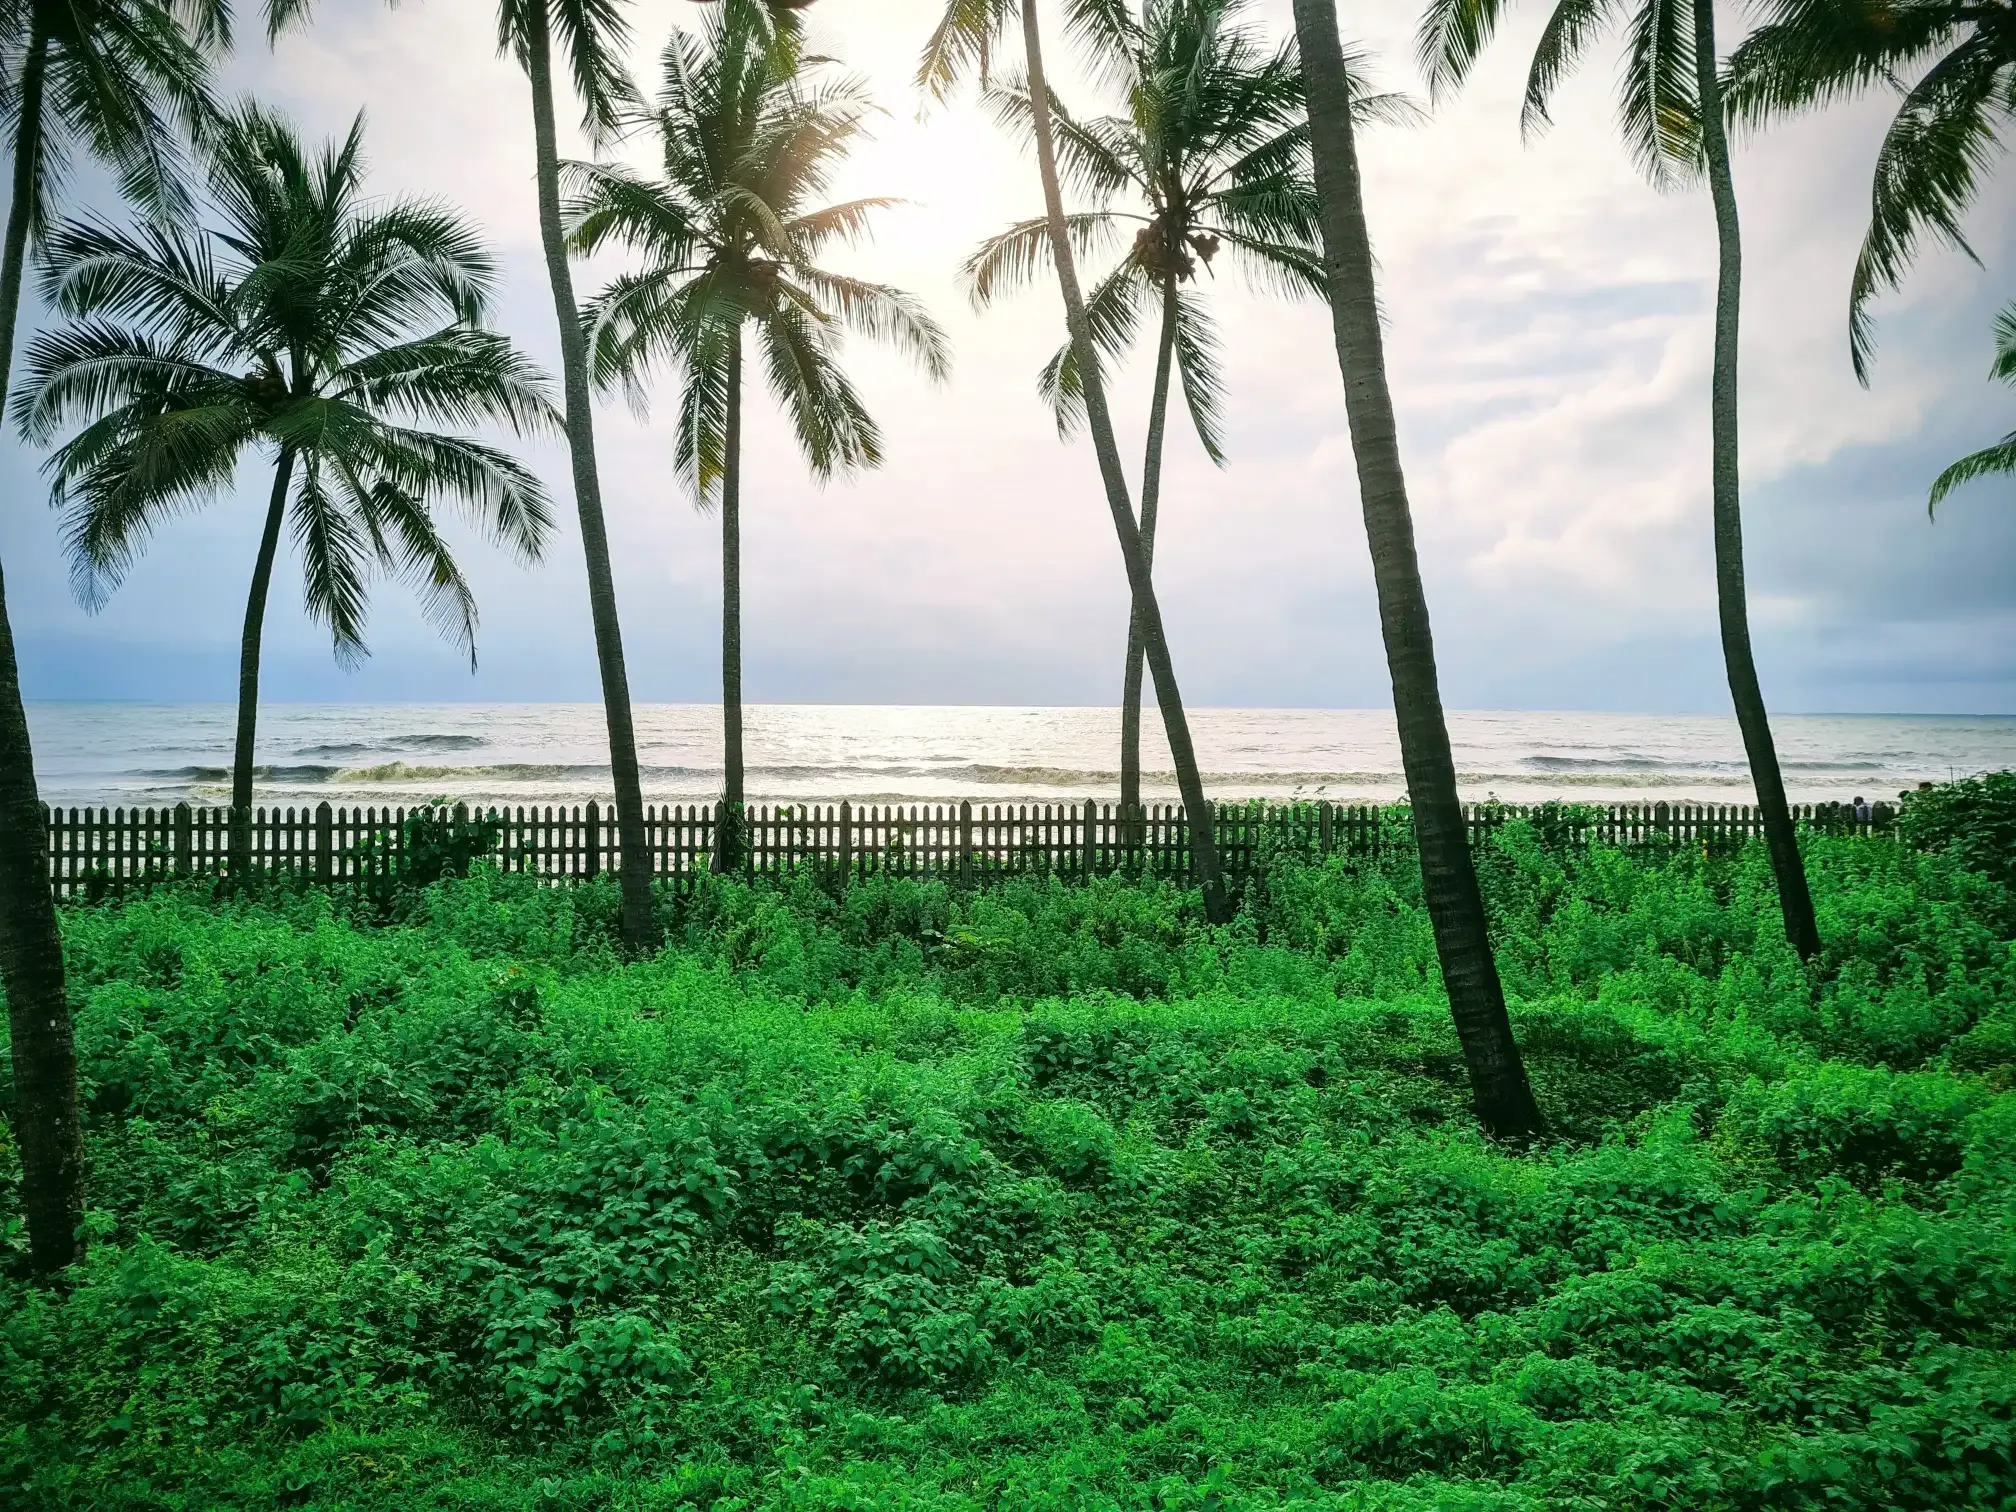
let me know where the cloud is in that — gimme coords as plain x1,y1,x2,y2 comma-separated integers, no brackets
2,0,2010,714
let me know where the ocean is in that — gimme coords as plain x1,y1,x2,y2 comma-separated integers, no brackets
24,703,2016,811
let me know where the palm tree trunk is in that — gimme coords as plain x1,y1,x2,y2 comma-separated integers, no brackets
1018,0,1227,923
718,333,745,872
229,449,296,876
0,23,84,1274
1291,0,1541,1138
525,13,656,948
1694,2,1821,963
1120,276,1178,821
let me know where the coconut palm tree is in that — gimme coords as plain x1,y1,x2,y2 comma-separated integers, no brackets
1726,0,2013,381
967,0,1417,813
568,0,948,867
1418,0,1824,967
922,0,1231,923
492,0,661,948
0,0,227,1275
15,104,556,878
1931,299,2016,510
1289,0,1542,1137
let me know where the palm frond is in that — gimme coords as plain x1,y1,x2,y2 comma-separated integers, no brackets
985,82,1140,199
1170,282,1226,462
793,269,952,382
44,0,219,222
1524,0,1626,139
1417,0,1514,100
331,327,561,436
582,265,742,407
342,415,556,563
1212,227,1328,300
1207,173,1322,249
564,159,705,264
49,400,253,608
1928,431,2016,514
1616,0,1702,187
289,455,374,666
349,469,485,667
331,199,499,334
1991,300,2016,384
1847,32,2006,380
13,321,241,444
1352,89,1430,130
757,300,880,479
1724,0,1960,128
1037,260,1152,437
963,213,1123,307
673,311,740,506
1064,0,1139,88
35,216,241,355
560,0,640,144
919,0,1018,102
786,197,906,255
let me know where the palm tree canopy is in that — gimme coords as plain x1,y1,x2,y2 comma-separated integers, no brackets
13,102,559,665
0,0,229,229
492,0,636,143
1417,0,1713,188
567,0,948,506
1930,298,2016,511
966,0,1412,456
1725,0,2014,379
920,0,1136,101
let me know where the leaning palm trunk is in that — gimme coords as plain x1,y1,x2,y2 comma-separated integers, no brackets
717,335,745,872
1018,0,1227,923
1291,0,1540,1138
0,22,85,1272
229,451,297,875
1693,3,1820,963
525,16,656,947
1119,275,1179,822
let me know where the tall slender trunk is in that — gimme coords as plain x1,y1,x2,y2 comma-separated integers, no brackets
1119,275,1178,817
228,450,296,875
525,12,656,947
717,332,745,871
0,24,85,1273
1018,0,1227,923
1291,0,1541,1138
1694,2,1820,963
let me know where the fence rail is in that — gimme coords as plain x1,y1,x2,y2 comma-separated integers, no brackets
39,796,1895,899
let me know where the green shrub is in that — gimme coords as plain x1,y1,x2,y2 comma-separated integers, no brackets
1716,1062,1991,1186
1900,770,2016,888
7,835,2016,1510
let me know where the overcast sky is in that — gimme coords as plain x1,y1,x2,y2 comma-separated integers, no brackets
3,0,2011,713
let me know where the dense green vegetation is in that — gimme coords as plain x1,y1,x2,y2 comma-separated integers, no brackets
5,817,2015,1510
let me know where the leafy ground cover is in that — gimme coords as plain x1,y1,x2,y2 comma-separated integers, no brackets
4,819,2016,1510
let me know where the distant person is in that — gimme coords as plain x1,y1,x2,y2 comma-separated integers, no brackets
1853,795,1872,822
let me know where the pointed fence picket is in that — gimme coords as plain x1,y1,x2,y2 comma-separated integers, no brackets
38,796,1894,898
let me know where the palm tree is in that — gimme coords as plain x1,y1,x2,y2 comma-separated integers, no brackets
1418,0,1824,966
923,0,1231,923
966,0,1414,813
15,104,557,878
1930,300,2016,510
1726,0,2013,381
493,0,659,949
1290,0,1542,1137
568,0,949,868
0,0,226,1275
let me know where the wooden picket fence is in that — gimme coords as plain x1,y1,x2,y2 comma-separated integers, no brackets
39,796,1895,899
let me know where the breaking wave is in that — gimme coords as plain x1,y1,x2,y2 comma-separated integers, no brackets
294,734,489,757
